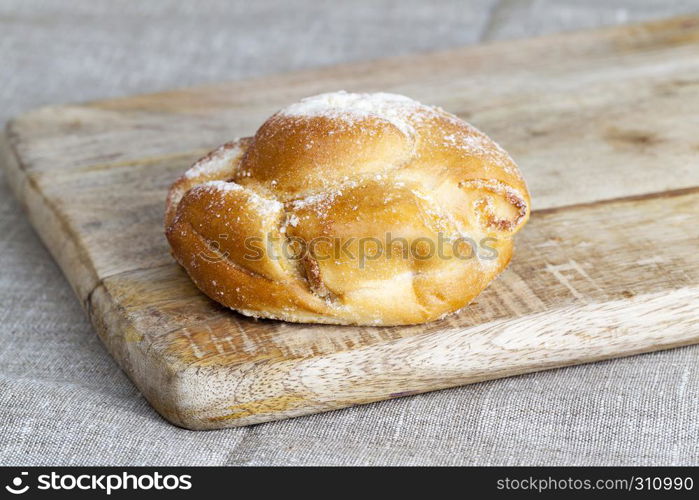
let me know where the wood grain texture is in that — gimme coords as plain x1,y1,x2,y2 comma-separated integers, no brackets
2,16,699,428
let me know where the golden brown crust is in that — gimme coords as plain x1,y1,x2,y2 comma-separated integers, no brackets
165,91,530,325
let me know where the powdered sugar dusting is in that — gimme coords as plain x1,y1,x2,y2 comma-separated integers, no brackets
278,91,436,137
289,189,342,213
442,128,516,174
199,180,283,216
185,141,244,180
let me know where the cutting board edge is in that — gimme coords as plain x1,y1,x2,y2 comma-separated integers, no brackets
106,285,699,430
1,130,194,427
1,130,99,302
1,127,27,209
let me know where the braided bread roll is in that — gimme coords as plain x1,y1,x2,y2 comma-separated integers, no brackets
165,92,530,325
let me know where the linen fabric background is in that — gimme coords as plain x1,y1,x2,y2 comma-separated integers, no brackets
1,0,698,465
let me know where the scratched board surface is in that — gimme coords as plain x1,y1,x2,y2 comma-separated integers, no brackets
2,16,699,428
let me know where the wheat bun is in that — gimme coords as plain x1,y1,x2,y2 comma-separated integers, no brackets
165,91,530,325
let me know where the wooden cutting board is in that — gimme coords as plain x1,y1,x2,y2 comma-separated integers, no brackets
3,16,699,429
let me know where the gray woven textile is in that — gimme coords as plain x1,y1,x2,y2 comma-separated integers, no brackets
1,0,698,466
